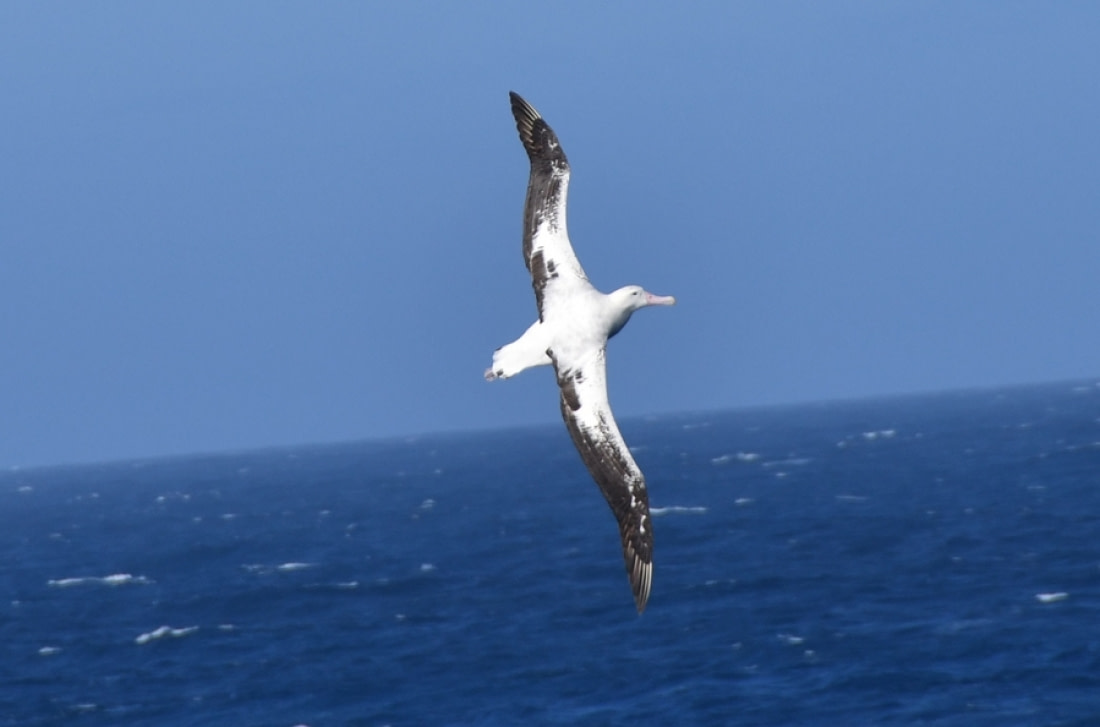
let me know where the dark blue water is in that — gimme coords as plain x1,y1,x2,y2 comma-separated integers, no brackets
3,381,1100,726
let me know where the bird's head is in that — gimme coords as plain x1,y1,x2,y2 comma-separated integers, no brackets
606,285,676,339
615,285,677,312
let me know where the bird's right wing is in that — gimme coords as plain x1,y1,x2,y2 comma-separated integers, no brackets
509,92,590,320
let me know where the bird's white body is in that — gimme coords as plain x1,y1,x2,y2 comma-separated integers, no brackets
487,285,668,382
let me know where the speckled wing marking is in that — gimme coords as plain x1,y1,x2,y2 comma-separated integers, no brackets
509,92,589,320
552,347,654,613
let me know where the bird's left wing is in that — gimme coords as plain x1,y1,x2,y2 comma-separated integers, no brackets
553,347,653,612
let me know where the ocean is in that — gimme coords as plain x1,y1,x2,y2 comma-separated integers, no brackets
3,381,1100,726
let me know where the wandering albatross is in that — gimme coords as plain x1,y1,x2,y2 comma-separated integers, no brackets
485,92,675,613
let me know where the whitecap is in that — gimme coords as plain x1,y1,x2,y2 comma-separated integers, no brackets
102,573,152,586
763,457,811,468
48,573,152,588
714,452,765,465
835,494,868,502
1036,592,1068,604
650,506,708,516
420,563,436,573
778,633,804,645
735,497,754,506
135,625,199,645
38,646,62,656
276,562,313,572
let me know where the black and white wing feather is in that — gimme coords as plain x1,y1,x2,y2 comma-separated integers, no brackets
553,348,654,613
509,92,590,320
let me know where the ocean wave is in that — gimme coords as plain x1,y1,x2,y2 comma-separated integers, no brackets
48,573,153,588
135,625,199,645
243,562,316,575
710,452,759,465
276,562,314,572
1036,592,1068,604
837,429,898,447
650,506,708,517
762,457,811,468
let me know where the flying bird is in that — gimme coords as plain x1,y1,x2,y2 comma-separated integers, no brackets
485,92,676,612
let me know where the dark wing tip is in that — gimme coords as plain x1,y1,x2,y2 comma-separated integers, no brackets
629,549,653,613
621,505,653,613
508,91,541,132
508,91,567,167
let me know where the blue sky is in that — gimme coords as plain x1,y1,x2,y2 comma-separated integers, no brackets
2,3,1098,467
